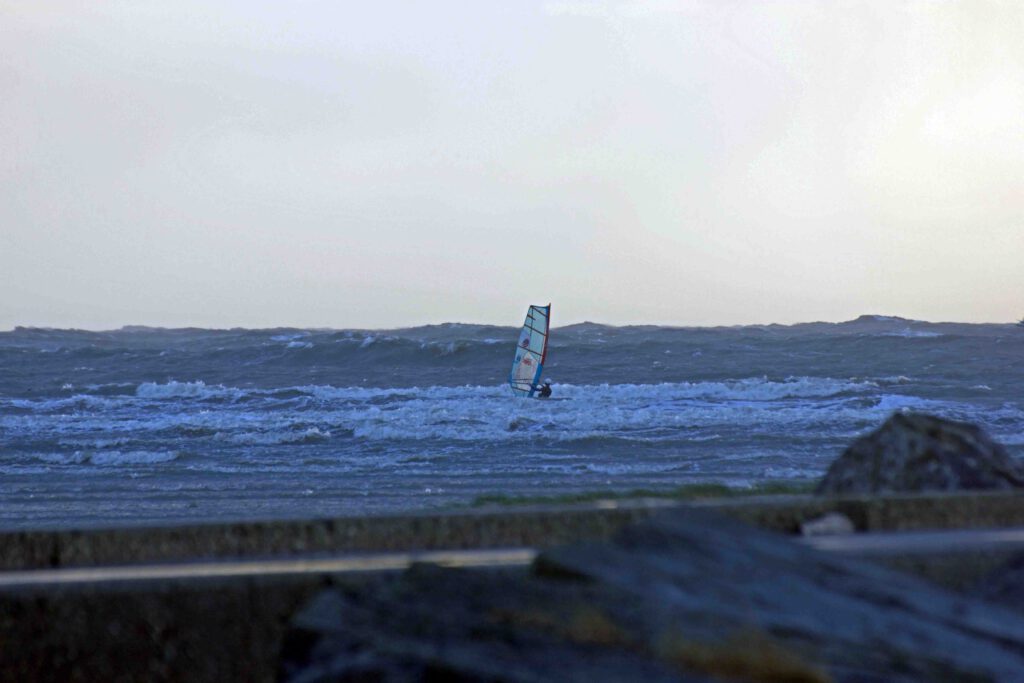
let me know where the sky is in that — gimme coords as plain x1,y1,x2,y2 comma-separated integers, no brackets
2,1,1022,330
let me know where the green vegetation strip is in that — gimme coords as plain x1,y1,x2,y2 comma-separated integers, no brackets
470,481,816,507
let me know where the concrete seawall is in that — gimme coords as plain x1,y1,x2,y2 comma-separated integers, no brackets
4,490,1024,571
5,491,1024,682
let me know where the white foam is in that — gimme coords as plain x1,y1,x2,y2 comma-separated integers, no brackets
9,378,1019,473
879,328,943,338
872,394,940,412
320,378,881,443
418,340,468,356
31,450,179,466
223,426,332,446
877,376,913,384
1000,433,1024,446
554,377,875,402
9,394,120,411
88,450,180,466
59,437,133,449
31,452,89,465
758,466,820,479
289,427,331,443
136,380,237,400
582,462,680,475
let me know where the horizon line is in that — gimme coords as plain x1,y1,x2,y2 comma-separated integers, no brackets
3,314,1023,334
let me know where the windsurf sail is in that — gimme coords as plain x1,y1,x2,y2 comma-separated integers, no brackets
509,304,551,397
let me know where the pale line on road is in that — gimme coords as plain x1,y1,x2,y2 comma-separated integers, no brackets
801,527,1024,554
0,548,539,588
7,527,1024,589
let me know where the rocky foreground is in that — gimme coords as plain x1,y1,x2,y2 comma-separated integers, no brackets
282,506,1024,682
6,412,1024,682
280,413,1024,682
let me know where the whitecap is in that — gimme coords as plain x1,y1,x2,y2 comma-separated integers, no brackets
88,450,179,466
136,380,236,400
31,450,179,466
880,328,943,338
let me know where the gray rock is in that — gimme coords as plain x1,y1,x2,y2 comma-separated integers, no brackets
817,412,1024,495
973,553,1024,614
539,508,1024,681
279,567,710,683
281,508,1024,682
800,512,855,536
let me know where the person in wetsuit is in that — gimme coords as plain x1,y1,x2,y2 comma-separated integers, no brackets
537,382,552,398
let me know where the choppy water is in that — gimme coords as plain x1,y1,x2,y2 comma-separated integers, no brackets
2,315,1023,530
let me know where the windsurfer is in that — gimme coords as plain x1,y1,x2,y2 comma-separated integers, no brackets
537,382,552,398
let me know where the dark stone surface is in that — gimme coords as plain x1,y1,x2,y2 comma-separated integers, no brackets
0,576,333,683
282,508,1024,682
817,412,1024,495
973,552,1024,614
279,567,711,683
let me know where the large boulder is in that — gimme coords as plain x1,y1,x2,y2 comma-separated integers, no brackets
817,412,1024,495
973,553,1024,614
279,508,1024,682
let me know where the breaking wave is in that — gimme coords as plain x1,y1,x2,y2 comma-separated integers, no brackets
2,318,1023,528
30,450,180,466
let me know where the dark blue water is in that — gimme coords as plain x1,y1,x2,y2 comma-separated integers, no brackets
1,315,1022,529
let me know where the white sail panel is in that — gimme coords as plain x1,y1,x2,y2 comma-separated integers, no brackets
509,304,550,397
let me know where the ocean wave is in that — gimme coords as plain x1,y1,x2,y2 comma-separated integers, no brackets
224,426,336,446
999,433,1024,446
31,450,179,466
4,319,1023,530
757,466,821,479
6,317,992,402
877,328,944,339
418,340,472,356
554,377,875,402
870,394,944,412
581,461,682,476
321,378,885,443
89,450,180,465
83,382,138,396
9,394,121,411
58,437,134,449
136,380,239,400
284,377,873,404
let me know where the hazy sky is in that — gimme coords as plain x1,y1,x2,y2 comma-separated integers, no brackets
2,1,1022,329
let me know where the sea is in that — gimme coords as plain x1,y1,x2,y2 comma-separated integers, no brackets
1,315,1022,530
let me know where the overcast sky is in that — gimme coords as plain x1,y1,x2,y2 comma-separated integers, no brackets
2,1,1022,329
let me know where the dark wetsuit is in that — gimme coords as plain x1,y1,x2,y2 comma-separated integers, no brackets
537,383,552,398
